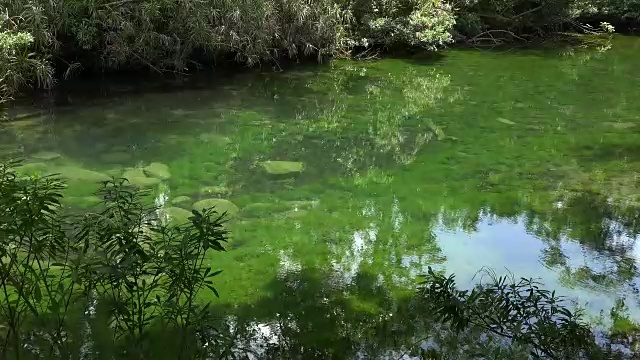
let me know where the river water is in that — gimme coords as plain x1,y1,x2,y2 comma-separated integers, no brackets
2,35,640,357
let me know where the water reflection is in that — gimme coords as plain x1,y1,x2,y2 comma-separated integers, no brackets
433,189,640,317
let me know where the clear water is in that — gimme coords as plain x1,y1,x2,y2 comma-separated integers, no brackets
3,35,640,357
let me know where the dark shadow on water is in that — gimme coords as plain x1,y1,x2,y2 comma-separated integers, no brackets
193,268,432,360
6,268,434,360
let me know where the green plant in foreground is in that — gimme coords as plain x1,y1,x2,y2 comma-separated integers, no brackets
0,161,74,358
0,162,228,359
419,267,598,359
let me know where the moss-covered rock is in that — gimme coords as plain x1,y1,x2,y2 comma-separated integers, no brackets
55,166,110,183
122,168,144,179
144,162,171,180
31,151,62,161
131,176,162,188
193,198,239,217
172,195,192,206
163,207,193,226
100,151,132,163
260,161,305,175
13,162,48,175
123,168,161,188
240,202,292,218
496,117,516,125
105,168,124,177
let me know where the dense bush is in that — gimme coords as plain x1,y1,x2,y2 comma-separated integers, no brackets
452,0,637,39
0,0,458,100
3,0,347,70
1,0,637,101
0,27,53,103
453,0,575,36
572,0,640,22
344,0,456,49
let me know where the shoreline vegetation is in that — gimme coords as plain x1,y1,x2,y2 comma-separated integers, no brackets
0,0,636,103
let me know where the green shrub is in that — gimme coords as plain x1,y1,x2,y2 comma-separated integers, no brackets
0,25,53,102
571,0,640,21
347,0,456,49
453,0,576,37
0,162,229,359
0,0,457,99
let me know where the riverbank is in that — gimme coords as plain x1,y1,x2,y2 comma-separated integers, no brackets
3,0,637,104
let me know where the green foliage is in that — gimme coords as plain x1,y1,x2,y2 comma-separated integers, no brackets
452,0,635,39
0,15,54,103
1,0,638,100
453,0,577,37
0,0,458,100
571,0,640,21
346,0,456,49
0,162,229,359
3,0,351,72
419,267,599,359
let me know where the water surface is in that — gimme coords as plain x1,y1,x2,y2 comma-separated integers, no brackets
3,35,640,357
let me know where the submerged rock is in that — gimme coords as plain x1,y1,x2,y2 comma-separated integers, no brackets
260,161,305,175
104,168,123,177
496,117,516,125
13,162,48,175
144,162,171,180
240,202,292,218
164,207,193,226
172,195,192,206
55,166,110,182
123,168,145,179
130,176,161,188
123,168,161,188
31,151,62,161
193,198,239,217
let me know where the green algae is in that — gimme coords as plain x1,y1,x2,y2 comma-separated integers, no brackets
144,162,171,179
31,151,62,161
193,198,239,216
162,206,193,226
260,161,305,175
171,195,192,206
